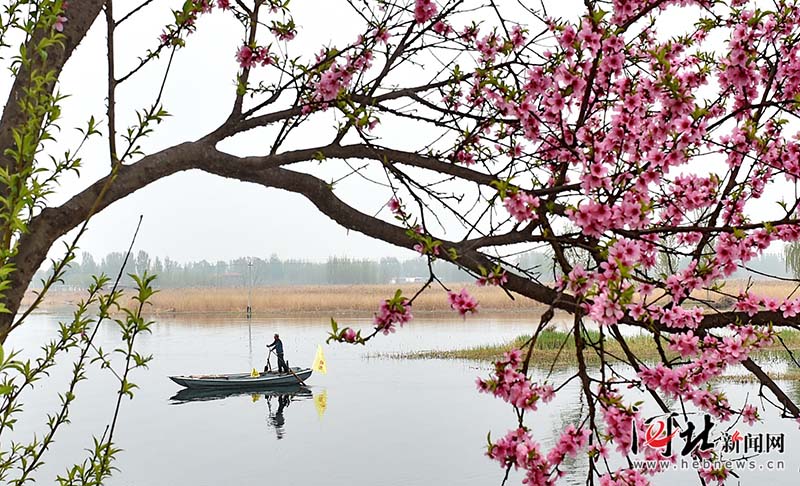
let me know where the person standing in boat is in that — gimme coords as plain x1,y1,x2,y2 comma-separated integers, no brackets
267,333,289,373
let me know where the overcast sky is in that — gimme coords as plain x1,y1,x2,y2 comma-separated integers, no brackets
10,1,435,263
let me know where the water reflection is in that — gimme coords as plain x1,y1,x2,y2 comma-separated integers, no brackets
18,314,800,486
169,385,314,439
169,384,312,404
266,392,291,439
264,388,313,439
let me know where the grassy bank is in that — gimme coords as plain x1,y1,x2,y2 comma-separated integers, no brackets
395,329,800,371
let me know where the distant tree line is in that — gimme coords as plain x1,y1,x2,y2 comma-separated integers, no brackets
32,251,482,289
32,249,793,291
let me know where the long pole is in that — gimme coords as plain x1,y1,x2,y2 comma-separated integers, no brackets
247,259,253,368
287,367,307,386
246,258,253,318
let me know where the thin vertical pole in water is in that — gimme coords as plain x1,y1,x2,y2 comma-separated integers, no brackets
247,259,253,319
247,258,253,367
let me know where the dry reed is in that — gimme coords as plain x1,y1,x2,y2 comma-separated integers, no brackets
27,284,547,316
24,279,800,316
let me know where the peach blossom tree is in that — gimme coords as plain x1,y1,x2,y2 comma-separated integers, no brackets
4,0,800,484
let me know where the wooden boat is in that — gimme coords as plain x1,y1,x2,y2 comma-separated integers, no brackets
169,367,312,389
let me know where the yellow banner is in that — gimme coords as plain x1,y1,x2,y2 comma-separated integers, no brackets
312,344,327,374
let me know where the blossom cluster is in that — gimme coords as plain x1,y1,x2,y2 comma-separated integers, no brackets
305,46,374,112
236,45,272,68
600,393,641,454
373,295,413,335
388,197,404,217
477,349,555,410
480,351,592,485
546,424,590,464
599,469,649,486
503,191,540,223
328,323,363,345
341,327,357,343
486,424,589,485
476,268,508,287
487,428,554,485
447,288,479,316
639,326,774,419
414,0,438,24
736,291,800,318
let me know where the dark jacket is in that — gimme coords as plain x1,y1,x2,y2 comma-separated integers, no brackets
268,338,284,355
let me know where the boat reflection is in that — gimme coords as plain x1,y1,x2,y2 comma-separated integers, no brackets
170,384,312,404
169,385,314,439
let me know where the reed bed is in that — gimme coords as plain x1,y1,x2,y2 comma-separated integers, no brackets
396,330,656,365
25,280,800,316
29,284,547,316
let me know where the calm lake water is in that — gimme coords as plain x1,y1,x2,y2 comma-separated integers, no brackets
5,313,800,485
